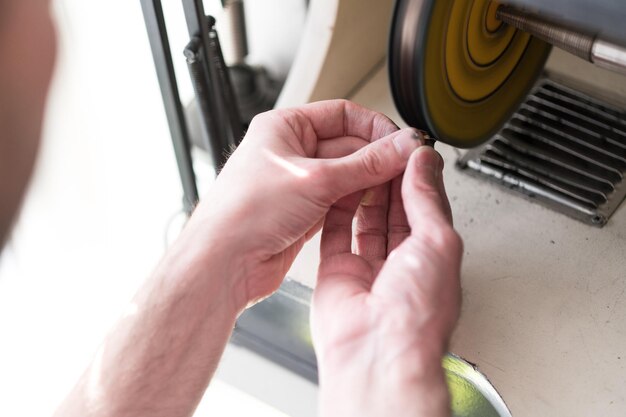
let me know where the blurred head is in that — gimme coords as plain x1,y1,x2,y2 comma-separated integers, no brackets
0,0,57,245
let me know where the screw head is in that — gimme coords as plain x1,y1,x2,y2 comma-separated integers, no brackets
591,214,605,225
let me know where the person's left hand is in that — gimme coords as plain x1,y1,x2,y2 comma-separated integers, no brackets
178,100,424,310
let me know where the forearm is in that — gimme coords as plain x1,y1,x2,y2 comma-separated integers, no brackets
55,233,244,417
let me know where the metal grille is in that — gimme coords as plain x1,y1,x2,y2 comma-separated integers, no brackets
458,79,626,227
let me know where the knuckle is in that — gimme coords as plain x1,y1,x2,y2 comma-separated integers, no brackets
249,109,272,125
251,108,290,125
360,147,386,178
247,111,274,133
333,98,355,117
408,173,439,193
422,224,462,254
404,174,440,200
372,114,399,138
388,224,411,235
309,161,329,183
308,163,337,204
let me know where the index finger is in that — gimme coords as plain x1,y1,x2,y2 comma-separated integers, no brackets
284,99,399,142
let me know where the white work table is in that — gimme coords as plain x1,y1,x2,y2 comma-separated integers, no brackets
285,63,626,416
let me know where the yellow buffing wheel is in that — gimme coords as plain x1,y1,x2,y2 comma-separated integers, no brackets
389,0,552,148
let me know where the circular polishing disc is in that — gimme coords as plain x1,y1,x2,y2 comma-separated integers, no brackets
389,0,552,148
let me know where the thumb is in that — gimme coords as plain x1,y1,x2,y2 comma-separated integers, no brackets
402,146,451,230
319,128,424,200
372,147,462,326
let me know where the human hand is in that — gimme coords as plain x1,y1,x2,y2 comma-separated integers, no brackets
61,100,433,417
178,100,425,311
311,147,463,417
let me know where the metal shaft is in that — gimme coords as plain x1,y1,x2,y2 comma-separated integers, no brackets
185,36,228,168
222,0,248,65
140,0,199,214
497,5,626,76
592,40,626,76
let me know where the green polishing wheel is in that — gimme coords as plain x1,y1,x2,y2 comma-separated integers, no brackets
389,0,552,148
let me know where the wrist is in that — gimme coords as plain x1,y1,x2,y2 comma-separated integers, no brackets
318,341,445,389
316,327,450,416
164,216,254,315
318,349,449,417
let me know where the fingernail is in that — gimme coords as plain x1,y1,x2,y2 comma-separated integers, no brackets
361,189,375,206
393,128,423,158
411,130,424,141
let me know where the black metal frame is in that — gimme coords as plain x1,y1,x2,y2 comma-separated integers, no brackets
140,0,199,214
140,0,244,214
181,1,243,158
140,0,316,381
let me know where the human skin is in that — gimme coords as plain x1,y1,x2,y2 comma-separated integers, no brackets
0,2,463,416
0,0,57,245
313,147,462,417
54,101,455,417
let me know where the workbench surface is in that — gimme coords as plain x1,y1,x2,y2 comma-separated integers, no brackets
287,60,626,416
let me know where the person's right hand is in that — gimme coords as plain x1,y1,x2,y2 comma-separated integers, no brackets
311,146,463,417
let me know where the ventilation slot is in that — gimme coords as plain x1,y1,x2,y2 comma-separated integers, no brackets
458,79,626,227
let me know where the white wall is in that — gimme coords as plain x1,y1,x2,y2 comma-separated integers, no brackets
0,1,306,416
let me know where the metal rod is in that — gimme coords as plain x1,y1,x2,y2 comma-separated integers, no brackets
182,2,230,166
140,0,199,214
182,0,212,53
206,20,244,147
222,0,249,66
497,5,626,76
182,0,243,167
592,40,626,76
184,37,227,168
